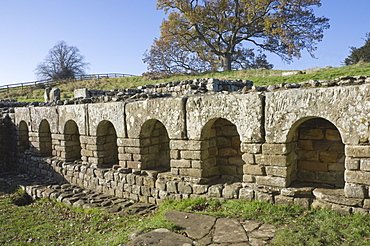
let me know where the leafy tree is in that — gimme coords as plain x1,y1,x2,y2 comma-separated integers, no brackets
149,0,329,72
344,34,370,66
35,41,89,80
143,37,219,74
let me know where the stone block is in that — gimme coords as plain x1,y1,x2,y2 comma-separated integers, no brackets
299,129,324,140
275,195,293,206
192,184,209,194
208,185,223,197
346,145,370,158
345,157,360,170
265,165,293,178
256,176,287,188
326,129,341,141
363,199,370,209
297,150,318,161
238,188,254,201
313,188,363,207
170,150,180,159
127,161,141,169
255,154,291,167
155,179,166,191
179,168,202,178
293,198,311,209
262,143,291,155
243,164,265,175
255,191,273,203
345,170,368,184
242,153,255,164
178,182,193,194
319,151,338,163
222,184,241,199
243,175,255,183
344,183,365,198
170,140,201,150
167,181,178,193
117,138,140,147
331,204,351,216
360,159,370,171
241,143,262,154
297,140,313,150
171,159,191,168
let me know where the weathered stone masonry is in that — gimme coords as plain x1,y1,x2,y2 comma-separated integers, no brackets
4,79,370,214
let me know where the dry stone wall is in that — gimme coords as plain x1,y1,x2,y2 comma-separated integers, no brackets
4,78,370,214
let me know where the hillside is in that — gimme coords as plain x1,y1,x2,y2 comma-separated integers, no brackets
2,62,370,102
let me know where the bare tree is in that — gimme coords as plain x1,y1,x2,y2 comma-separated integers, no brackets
35,41,89,80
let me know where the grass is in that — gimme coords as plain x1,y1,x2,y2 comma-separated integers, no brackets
2,190,370,245
1,63,370,102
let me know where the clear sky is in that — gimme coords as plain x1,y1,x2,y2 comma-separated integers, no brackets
0,0,369,86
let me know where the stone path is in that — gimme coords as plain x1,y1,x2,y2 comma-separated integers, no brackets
129,210,277,245
1,172,277,245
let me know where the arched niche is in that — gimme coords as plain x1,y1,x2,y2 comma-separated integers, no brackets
19,121,29,152
96,120,118,168
290,117,345,188
201,118,244,183
64,120,81,161
140,119,170,171
39,119,52,157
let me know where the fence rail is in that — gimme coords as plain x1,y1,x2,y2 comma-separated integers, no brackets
0,73,137,92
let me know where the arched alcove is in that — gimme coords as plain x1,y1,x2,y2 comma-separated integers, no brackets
19,121,29,152
292,117,345,188
96,120,118,168
201,118,244,183
39,119,52,157
140,119,170,170
64,120,81,161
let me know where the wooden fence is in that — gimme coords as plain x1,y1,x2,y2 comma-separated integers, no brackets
0,73,136,92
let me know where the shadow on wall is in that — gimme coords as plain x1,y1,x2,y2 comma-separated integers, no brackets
289,117,345,188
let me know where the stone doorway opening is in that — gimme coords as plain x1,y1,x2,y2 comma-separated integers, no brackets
140,119,170,171
39,119,52,157
64,120,81,161
201,118,244,183
19,121,29,152
293,118,345,188
96,121,118,168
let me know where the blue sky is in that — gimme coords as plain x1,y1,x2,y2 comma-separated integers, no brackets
0,0,369,85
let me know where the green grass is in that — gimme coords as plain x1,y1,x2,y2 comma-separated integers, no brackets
2,192,370,245
0,192,175,245
1,63,370,102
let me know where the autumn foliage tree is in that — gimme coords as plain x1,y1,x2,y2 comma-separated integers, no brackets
35,41,89,80
144,0,329,73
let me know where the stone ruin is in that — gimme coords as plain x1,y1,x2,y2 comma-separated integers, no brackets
1,75,370,215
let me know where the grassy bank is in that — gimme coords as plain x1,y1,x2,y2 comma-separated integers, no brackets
1,189,370,245
1,63,370,102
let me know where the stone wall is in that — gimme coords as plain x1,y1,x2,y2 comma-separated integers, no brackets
0,114,17,173
5,79,370,214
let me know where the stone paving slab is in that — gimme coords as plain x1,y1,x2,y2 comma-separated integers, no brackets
130,210,277,245
164,210,216,239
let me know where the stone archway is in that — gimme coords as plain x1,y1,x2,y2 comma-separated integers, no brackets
96,120,118,168
293,118,345,188
39,119,52,157
140,119,170,171
201,118,244,183
64,120,81,161
19,121,29,152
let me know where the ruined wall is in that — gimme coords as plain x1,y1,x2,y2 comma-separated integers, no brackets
0,113,17,173
7,80,370,214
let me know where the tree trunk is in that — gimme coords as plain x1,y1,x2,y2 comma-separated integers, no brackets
222,54,232,71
